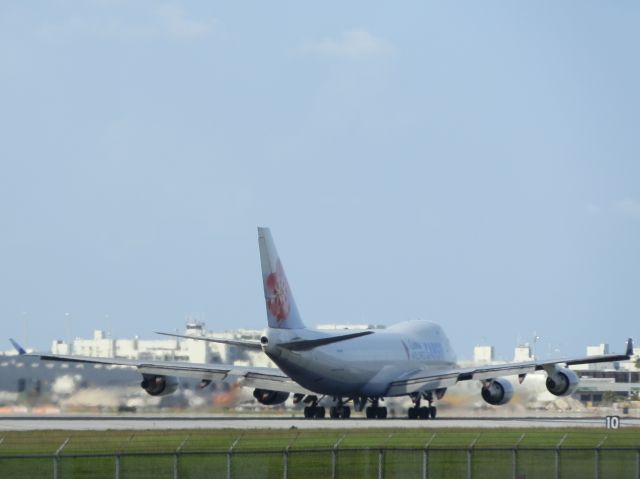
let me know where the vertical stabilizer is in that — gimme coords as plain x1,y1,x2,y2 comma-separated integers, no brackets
258,227,305,329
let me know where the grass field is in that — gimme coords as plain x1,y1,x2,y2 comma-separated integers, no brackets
1,428,639,478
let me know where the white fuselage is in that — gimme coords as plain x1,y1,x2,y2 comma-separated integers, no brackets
263,320,457,397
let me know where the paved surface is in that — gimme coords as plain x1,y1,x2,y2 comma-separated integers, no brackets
1,415,638,430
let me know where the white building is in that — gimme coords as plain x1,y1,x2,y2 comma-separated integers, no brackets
50,321,274,368
473,345,494,364
514,344,534,362
582,343,610,371
587,343,609,356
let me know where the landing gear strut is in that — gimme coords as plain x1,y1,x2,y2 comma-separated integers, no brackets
303,396,325,419
329,398,351,419
365,398,388,419
408,392,437,420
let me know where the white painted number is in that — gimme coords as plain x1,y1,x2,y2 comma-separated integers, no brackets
605,415,620,429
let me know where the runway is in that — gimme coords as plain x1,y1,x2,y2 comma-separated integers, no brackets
2,414,638,431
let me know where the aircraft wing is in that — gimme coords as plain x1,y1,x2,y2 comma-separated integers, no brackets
385,338,633,396
32,352,314,395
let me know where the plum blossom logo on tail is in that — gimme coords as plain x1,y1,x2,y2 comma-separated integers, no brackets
266,259,290,322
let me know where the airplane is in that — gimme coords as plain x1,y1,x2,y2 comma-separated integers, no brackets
11,227,633,419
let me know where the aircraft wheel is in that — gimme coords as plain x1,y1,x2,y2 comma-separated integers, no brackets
368,407,384,419
418,406,430,419
303,407,312,418
315,406,326,419
330,406,339,419
342,406,351,419
366,407,375,419
408,407,417,419
429,406,437,419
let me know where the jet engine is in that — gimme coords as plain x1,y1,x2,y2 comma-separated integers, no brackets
140,374,179,397
252,388,290,405
481,378,514,406
545,368,579,396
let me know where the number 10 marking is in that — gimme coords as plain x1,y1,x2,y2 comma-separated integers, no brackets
605,415,620,429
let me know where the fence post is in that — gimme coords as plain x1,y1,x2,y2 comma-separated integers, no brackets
227,436,241,479
467,435,479,479
174,435,189,479
594,435,607,479
53,437,70,479
555,434,567,479
283,446,290,479
115,433,134,479
332,434,346,479
374,433,394,479
512,433,525,479
283,430,299,479
422,433,436,479
332,449,337,479
422,449,427,479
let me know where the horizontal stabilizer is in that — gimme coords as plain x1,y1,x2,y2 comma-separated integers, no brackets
155,332,262,350
278,330,374,351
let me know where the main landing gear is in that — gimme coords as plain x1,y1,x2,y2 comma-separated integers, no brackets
329,404,351,419
303,396,325,418
365,398,387,419
330,396,385,419
300,394,438,420
328,397,351,419
302,396,351,419
408,392,437,420
303,406,325,418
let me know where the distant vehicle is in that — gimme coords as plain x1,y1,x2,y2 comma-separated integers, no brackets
14,228,633,419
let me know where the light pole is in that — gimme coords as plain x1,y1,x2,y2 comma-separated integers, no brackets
21,312,28,350
65,312,72,354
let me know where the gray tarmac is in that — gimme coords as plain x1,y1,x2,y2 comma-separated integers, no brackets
2,415,638,431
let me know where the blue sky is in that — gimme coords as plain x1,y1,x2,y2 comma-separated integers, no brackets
1,1,638,359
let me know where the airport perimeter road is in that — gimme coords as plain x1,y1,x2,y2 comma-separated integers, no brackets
1,415,638,431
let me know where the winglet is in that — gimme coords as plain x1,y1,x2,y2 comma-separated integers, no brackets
9,338,26,355
626,338,634,357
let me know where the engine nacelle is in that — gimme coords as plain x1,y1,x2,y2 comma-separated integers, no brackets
481,378,514,406
140,374,179,397
253,388,289,405
545,368,579,396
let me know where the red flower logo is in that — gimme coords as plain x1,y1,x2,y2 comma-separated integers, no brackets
266,260,290,322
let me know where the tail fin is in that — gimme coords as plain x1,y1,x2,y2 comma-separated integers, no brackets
258,227,305,329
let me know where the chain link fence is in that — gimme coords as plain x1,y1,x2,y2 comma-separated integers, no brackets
1,444,639,479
